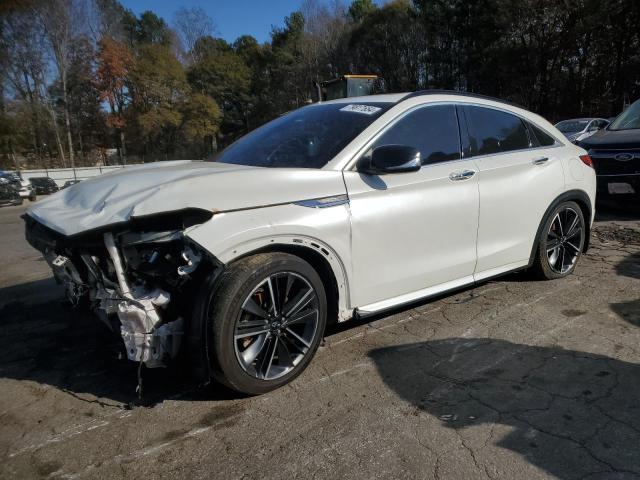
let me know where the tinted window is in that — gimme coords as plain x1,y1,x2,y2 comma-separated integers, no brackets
371,104,461,164
216,102,391,169
556,120,589,133
609,99,640,131
465,106,531,155
528,122,556,147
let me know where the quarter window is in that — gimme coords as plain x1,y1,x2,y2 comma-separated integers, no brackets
371,104,461,165
465,106,531,155
528,122,556,147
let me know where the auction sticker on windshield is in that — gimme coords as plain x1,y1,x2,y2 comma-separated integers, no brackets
340,104,382,115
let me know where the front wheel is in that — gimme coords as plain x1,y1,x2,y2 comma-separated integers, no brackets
207,252,327,395
532,201,586,279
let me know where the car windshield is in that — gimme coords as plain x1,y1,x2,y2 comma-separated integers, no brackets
215,102,392,168
609,100,640,131
555,120,589,133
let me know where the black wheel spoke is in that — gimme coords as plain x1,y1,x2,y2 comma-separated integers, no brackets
283,287,313,318
280,331,306,355
565,241,580,253
285,327,311,349
235,324,270,339
267,276,279,316
283,308,317,327
547,238,561,251
276,337,294,368
566,213,580,236
567,227,582,240
242,298,269,319
257,335,277,379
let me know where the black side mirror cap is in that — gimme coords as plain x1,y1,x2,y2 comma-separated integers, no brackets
358,144,421,174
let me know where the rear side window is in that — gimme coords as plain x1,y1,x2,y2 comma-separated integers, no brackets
528,122,557,147
371,104,461,164
464,106,530,155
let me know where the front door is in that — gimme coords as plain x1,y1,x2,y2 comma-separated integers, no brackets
344,104,480,311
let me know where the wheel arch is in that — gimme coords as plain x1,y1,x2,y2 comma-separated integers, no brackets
528,189,593,267
218,235,352,326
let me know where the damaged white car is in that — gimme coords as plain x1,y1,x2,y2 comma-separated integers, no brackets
24,91,596,395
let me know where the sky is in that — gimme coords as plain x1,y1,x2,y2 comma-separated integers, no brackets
120,0,384,44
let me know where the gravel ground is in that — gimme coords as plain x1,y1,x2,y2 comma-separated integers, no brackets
1,198,640,480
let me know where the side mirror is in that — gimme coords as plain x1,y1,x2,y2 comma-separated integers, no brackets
358,144,421,174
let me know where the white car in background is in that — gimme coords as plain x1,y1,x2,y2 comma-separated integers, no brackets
555,117,610,143
24,92,596,395
19,179,36,201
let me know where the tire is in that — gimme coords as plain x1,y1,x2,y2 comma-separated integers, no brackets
532,201,586,280
206,252,327,395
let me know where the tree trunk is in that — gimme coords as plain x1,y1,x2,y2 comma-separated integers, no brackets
77,129,84,166
9,139,19,173
47,105,67,167
61,72,75,169
119,130,127,165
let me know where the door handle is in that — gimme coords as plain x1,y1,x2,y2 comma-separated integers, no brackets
532,156,549,165
449,169,476,181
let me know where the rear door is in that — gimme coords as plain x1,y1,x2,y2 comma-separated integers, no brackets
462,105,565,280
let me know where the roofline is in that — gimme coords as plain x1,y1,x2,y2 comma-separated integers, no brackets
400,90,525,110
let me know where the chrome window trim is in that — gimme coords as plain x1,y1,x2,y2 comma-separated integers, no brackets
345,101,563,171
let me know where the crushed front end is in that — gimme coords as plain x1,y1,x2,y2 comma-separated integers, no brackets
24,210,217,370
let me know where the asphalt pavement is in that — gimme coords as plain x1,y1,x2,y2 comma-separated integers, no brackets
1,198,640,479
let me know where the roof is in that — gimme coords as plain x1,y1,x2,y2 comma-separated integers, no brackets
402,90,525,109
322,90,522,108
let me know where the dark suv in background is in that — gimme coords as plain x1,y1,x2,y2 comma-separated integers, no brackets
577,99,640,197
29,177,59,195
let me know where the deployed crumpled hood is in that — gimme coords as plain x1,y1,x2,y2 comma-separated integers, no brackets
26,161,346,236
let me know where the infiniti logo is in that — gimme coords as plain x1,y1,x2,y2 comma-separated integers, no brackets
614,153,635,161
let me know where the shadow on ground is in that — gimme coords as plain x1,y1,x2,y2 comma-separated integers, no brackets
616,252,640,280
595,195,640,222
0,278,236,407
370,338,640,479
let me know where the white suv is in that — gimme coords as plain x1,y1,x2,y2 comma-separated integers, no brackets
25,92,596,394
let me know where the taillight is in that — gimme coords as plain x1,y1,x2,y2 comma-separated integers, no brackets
579,154,594,168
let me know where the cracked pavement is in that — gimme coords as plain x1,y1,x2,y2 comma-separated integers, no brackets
1,199,640,480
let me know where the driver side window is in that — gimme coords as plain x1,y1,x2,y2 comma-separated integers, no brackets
371,104,462,165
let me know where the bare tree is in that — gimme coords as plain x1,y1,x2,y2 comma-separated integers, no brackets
39,0,89,170
300,0,348,86
0,5,67,166
172,6,215,64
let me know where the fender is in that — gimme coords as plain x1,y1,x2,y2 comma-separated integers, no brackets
216,234,351,321
528,189,593,267
185,203,353,322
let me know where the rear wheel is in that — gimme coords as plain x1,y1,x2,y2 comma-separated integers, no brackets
532,201,585,279
207,253,326,395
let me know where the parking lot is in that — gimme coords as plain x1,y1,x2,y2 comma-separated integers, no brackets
1,200,640,480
